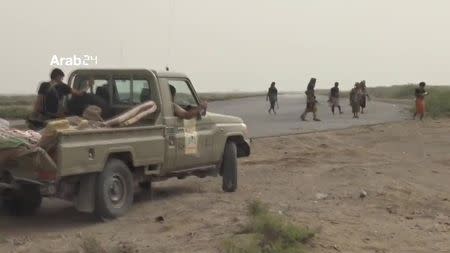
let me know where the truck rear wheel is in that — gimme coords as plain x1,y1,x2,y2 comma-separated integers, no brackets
95,159,134,220
2,183,42,216
222,141,238,192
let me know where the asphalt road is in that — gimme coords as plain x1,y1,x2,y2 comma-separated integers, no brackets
208,94,409,138
8,94,409,138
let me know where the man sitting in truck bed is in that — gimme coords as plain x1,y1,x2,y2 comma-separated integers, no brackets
67,79,111,119
170,85,207,119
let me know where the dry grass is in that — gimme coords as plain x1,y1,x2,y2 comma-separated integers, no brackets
0,95,35,106
79,237,139,253
223,200,314,253
80,237,107,253
0,106,32,119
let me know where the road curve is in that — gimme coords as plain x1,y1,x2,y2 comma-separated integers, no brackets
208,94,409,138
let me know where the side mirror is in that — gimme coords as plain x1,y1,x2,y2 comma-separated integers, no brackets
201,107,207,116
196,108,206,120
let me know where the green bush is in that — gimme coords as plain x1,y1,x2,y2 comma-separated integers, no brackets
0,95,35,106
224,200,314,253
247,199,269,217
424,90,450,118
367,85,416,99
0,106,32,119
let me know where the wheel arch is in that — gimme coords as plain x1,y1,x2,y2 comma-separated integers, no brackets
226,135,250,158
104,147,136,172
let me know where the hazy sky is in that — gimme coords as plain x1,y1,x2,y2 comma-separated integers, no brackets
1,0,449,94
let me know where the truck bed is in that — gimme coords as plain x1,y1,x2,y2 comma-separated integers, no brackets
56,125,166,177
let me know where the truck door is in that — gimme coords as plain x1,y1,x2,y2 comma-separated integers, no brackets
166,79,214,170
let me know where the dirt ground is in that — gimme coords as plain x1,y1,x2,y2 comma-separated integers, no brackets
1,120,450,253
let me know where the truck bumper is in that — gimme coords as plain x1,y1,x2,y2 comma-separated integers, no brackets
1,147,59,196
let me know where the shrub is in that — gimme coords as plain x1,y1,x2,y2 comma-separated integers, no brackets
424,90,450,118
0,106,32,119
80,237,107,253
224,200,314,253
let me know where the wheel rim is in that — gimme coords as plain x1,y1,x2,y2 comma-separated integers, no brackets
108,173,127,208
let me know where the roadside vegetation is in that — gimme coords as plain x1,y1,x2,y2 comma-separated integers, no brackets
318,84,450,118
0,95,35,106
223,200,315,253
0,95,35,119
425,89,450,118
0,106,32,119
367,85,450,118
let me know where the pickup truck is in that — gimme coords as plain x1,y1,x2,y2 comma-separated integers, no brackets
0,69,250,219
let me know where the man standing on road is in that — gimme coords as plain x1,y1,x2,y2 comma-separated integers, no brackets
360,80,371,114
328,82,343,115
349,82,362,119
413,82,428,120
266,82,278,114
300,78,320,121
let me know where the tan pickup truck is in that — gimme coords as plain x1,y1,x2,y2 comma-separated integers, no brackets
0,69,250,219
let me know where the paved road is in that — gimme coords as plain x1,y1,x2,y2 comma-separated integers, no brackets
9,94,409,138
208,94,409,138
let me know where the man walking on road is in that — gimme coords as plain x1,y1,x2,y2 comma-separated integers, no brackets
300,78,320,121
266,82,278,114
349,82,362,119
328,82,343,115
360,80,370,114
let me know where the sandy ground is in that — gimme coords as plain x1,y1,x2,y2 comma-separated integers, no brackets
1,119,450,253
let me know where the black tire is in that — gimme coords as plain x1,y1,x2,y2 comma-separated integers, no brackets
222,141,238,192
95,159,134,220
2,183,42,216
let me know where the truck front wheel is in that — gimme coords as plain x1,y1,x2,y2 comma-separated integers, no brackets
95,159,134,220
222,141,238,192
